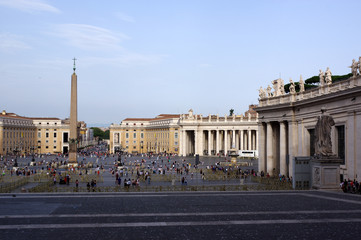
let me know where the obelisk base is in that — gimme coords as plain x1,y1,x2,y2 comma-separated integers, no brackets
68,142,78,167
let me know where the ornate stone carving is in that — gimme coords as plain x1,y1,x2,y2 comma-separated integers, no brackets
314,108,335,157
266,85,272,97
319,69,325,86
289,78,296,94
299,75,305,92
350,59,358,77
313,167,321,185
259,86,266,99
325,67,332,85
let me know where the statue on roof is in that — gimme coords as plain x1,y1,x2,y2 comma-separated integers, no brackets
299,75,305,92
325,67,332,85
289,78,296,94
319,69,325,86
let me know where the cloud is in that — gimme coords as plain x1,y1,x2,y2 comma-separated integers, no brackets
51,24,130,50
0,0,60,13
115,12,135,23
0,33,31,52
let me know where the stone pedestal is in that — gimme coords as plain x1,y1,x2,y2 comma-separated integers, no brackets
311,157,343,190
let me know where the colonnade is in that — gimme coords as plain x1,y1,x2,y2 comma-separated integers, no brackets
258,121,296,177
180,129,258,156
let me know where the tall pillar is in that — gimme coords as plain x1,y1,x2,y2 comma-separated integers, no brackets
258,123,266,172
248,130,252,150
266,122,274,175
232,130,236,148
288,120,298,177
280,122,287,176
194,130,199,155
198,130,204,155
216,130,220,154
256,129,259,151
240,130,244,151
208,130,211,155
69,59,78,165
224,130,228,155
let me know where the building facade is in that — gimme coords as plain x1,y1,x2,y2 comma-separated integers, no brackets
255,64,361,181
0,110,91,156
109,106,259,156
0,111,36,156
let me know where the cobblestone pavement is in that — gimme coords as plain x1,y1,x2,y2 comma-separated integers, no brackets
1,155,259,192
0,191,360,240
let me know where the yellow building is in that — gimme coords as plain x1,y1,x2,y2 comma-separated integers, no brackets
109,114,180,154
32,118,70,154
0,110,90,156
0,110,36,156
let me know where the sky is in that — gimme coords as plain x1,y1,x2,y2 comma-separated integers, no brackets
1,0,360,126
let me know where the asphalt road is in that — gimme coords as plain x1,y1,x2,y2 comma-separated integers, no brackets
0,191,361,239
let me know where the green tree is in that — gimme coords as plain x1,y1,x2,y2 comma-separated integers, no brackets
91,127,109,140
229,109,234,116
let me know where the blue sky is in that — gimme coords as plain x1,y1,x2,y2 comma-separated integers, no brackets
1,0,360,126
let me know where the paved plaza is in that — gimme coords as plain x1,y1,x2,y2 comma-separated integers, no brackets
0,191,361,239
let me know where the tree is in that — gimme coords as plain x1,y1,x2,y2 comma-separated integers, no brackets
229,109,234,116
91,127,109,140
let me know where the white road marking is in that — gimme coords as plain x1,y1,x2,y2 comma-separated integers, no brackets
300,193,361,205
1,218,361,229
1,209,361,219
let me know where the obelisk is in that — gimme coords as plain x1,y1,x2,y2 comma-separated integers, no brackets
68,58,78,166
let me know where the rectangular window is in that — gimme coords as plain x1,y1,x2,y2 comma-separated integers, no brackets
54,132,57,138
175,132,178,139
133,141,136,144
336,125,345,164
175,141,178,145
141,133,144,138
133,133,136,138
126,133,129,138
54,146,57,149
38,132,41,138
308,129,315,156
126,141,129,144
46,132,49,138
63,132,69,143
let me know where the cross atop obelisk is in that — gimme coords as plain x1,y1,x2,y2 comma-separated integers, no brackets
68,58,78,166
73,57,77,72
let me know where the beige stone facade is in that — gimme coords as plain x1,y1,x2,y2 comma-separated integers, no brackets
110,107,259,156
0,111,36,156
110,115,180,154
0,110,90,156
255,65,361,181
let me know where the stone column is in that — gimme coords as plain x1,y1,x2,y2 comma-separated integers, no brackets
69,71,78,165
280,122,287,176
216,130,220,154
224,130,228,155
208,130,211,155
232,130,236,148
199,130,204,156
248,130,252,150
288,120,298,177
266,122,274,175
258,123,266,172
240,130,244,151
194,130,198,155
256,129,259,151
